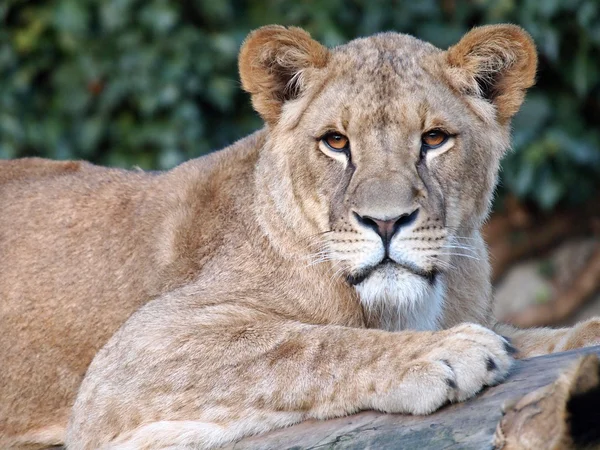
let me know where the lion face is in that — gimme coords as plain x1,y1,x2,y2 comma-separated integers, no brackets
241,26,536,327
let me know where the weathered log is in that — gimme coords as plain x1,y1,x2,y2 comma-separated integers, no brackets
225,345,600,450
493,353,600,449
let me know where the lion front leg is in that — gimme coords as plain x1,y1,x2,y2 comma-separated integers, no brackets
66,302,515,449
495,319,600,358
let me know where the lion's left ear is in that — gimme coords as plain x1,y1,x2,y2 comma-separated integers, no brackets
239,25,329,124
445,24,537,123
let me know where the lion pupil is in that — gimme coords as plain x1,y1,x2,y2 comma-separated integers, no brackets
425,131,444,146
328,134,347,149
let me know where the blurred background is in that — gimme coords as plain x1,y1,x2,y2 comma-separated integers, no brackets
1,0,599,326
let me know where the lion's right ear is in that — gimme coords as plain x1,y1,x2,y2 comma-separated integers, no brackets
239,25,329,124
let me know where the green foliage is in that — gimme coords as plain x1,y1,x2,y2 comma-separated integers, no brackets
1,0,599,209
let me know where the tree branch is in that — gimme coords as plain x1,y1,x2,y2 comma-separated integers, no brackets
226,346,600,450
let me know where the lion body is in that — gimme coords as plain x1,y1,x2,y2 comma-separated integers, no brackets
1,26,599,449
0,142,262,446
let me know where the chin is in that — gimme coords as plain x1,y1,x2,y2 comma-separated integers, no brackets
353,264,445,332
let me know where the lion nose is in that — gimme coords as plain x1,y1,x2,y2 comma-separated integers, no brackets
354,209,419,248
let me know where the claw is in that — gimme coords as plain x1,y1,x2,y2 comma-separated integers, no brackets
503,340,518,355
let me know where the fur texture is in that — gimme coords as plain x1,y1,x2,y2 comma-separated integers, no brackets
1,25,599,449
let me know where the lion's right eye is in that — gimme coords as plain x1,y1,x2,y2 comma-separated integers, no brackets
322,133,350,152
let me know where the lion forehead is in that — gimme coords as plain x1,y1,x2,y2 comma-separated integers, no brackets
301,35,454,130
329,33,441,83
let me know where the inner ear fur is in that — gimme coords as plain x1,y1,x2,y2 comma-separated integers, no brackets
239,25,329,124
445,24,537,123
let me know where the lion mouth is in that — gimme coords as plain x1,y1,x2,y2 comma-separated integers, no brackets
346,257,438,286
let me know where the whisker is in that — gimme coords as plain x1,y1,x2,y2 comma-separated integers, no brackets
304,242,326,251
449,236,481,242
442,252,482,261
443,243,477,248
302,248,327,258
427,257,456,271
305,252,338,267
442,245,478,253
417,246,476,255
307,258,332,267
301,249,328,259
307,230,334,238
327,261,346,290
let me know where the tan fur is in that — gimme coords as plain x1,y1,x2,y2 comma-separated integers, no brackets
1,25,599,449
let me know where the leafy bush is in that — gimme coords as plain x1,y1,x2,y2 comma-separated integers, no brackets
1,0,599,209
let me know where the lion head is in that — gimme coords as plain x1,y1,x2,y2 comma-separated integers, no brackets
239,25,536,328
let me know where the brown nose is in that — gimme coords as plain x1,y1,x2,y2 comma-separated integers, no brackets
354,209,419,248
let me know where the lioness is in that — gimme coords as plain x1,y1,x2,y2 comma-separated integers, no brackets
1,24,599,449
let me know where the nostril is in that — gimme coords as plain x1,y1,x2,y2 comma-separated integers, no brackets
353,209,419,244
353,212,379,232
395,208,419,230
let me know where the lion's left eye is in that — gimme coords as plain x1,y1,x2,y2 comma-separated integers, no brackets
421,130,449,149
322,133,350,152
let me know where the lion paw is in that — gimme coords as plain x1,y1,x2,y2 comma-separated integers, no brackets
375,324,515,415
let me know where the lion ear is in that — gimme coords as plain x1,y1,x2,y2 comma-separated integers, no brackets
445,24,537,123
239,25,329,124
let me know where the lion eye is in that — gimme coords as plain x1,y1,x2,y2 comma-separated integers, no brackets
421,130,448,149
323,133,350,151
